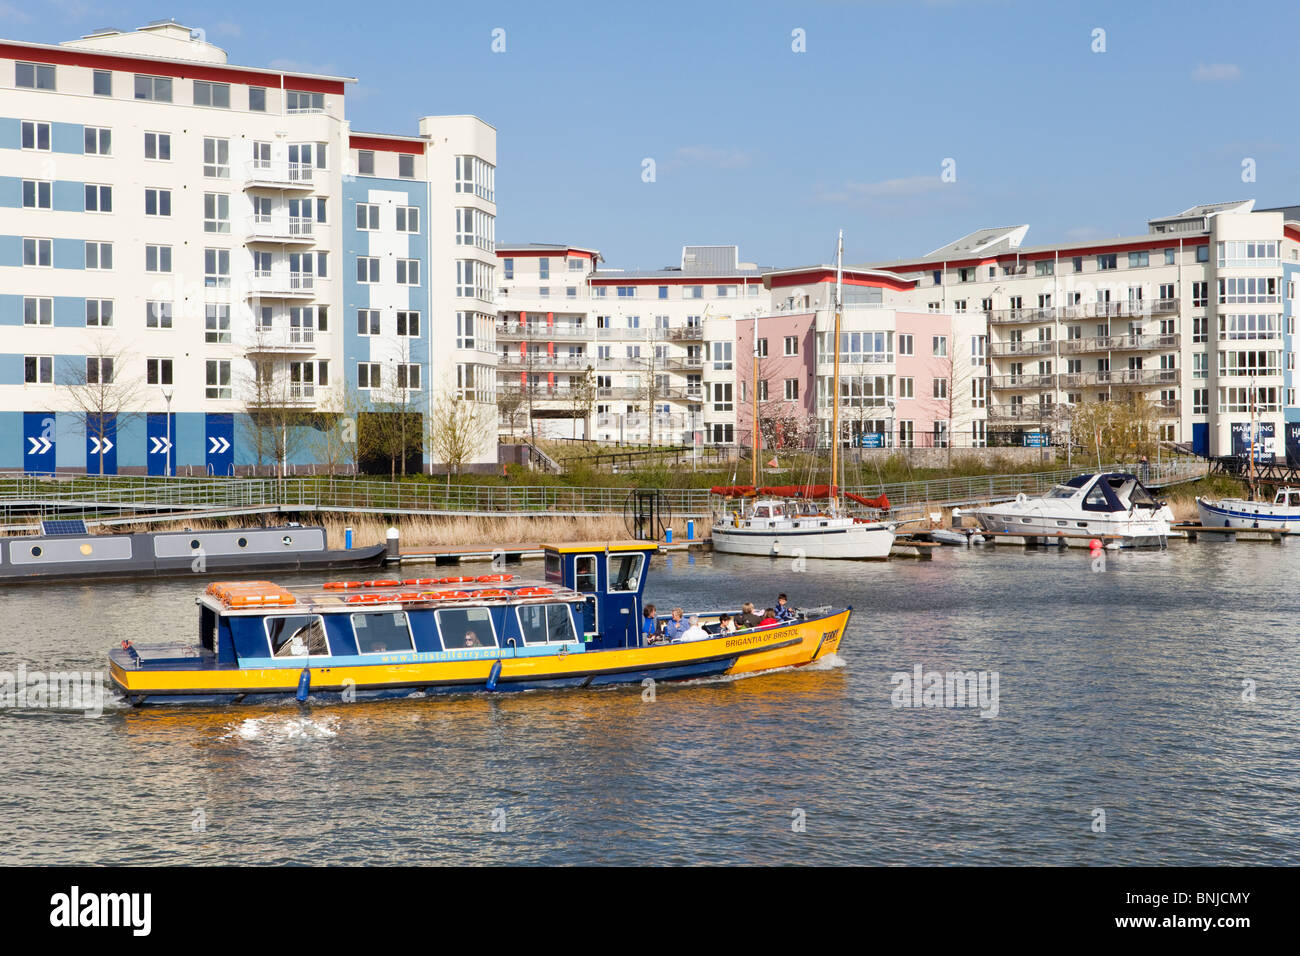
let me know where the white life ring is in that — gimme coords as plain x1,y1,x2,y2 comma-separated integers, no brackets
1015,493,1028,504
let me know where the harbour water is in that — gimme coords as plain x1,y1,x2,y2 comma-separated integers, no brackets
1,540,1297,865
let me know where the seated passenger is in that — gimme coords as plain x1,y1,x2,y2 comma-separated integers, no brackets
735,602,763,629
642,604,667,645
717,614,737,634
774,594,797,622
759,608,780,627
463,630,481,648
661,607,690,642
679,615,710,642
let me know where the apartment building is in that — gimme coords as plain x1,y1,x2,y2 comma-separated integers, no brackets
0,21,498,474
865,200,1300,457
496,244,769,445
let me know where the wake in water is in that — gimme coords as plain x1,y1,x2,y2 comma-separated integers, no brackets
221,713,340,742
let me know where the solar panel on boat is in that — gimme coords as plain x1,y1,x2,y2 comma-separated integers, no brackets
40,519,89,536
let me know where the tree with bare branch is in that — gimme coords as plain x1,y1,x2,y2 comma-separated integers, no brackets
427,390,485,488
62,339,145,475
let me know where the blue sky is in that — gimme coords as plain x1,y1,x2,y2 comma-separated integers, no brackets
10,0,1298,269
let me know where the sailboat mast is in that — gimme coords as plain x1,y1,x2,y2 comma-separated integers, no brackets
831,231,844,512
752,304,760,488
1249,379,1256,498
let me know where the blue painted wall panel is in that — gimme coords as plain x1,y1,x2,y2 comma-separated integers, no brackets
0,353,23,385
53,238,84,270
0,411,21,468
115,412,147,468
54,297,85,327
52,180,84,212
0,176,21,208
0,118,19,150
51,122,84,154
0,295,21,327
0,235,20,268
57,414,84,468
54,355,84,386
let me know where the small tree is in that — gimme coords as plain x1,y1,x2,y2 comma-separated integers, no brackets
1070,396,1161,468
309,383,372,475
241,356,313,477
758,399,816,451
568,365,596,439
497,385,526,439
427,392,485,488
62,340,144,475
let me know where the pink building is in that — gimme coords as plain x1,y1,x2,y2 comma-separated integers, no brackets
735,311,817,451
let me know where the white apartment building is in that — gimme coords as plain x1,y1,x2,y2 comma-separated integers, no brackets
1,20,498,474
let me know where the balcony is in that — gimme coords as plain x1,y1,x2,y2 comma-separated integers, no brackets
245,328,318,353
497,354,593,370
1155,400,1181,417
988,402,1059,421
245,271,315,299
245,214,315,244
1059,333,1180,354
495,322,594,341
990,373,1057,390
666,325,705,341
989,340,1055,358
1058,368,1179,387
986,298,1180,324
243,159,315,190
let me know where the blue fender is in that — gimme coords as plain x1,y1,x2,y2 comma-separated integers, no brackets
485,660,503,691
295,667,311,702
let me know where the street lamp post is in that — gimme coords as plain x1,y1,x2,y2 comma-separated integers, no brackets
162,388,174,477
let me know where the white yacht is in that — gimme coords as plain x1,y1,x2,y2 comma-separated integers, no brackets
712,497,896,559
1197,486,1300,530
968,472,1173,548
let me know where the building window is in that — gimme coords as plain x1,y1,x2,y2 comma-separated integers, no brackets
396,364,421,390
146,358,174,386
784,379,799,401
147,301,174,329
503,258,514,280
205,248,230,288
23,297,53,326
193,80,231,108
86,299,113,327
357,150,375,175
205,304,231,343
397,206,419,233
357,310,380,336
134,74,172,102
249,86,266,111
286,90,324,113
397,311,420,337
145,244,172,273
396,259,420,285
144,188,171,216
203,138,230,178
1128,251,1149,268
203,193,230,233
16,62,56,90
356,203,379,230
206,360,231,399
83,126,111,155
784,336,799,356
1196,245,1209,263
617,286,636,297
1165,248,1176,265
21,120,50,151
1035,260,1054,276
932,335,947,357
454,155,495,201
23,237,51,267
684,285,703,298
24,355,53,384
398,154,415,178
84,184,112,212
357,363,381,389
711,382,733,412
22,180,51,209
144,131,171,161
357,257,380,284
933,378,949,399
1097,253,1117,270
86,356,114,385
898,334,913,356
93,70,112,96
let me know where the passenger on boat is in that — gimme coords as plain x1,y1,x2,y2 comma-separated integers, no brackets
735,602,763,629
759,608,780,627
463,630,482,648
774,594,796,622
643,604,669,645
662,607,691,642
679,615,710,642
717,614,737,634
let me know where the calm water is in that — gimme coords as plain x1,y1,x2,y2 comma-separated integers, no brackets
1,539,1297,865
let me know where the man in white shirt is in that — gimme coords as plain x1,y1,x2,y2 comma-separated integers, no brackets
679,615,711,642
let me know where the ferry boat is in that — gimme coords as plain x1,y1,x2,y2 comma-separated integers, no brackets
108,542,851,705
0,522,385,585
1196,486,1300,530
967,472,1174,548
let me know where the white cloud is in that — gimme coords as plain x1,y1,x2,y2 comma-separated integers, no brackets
815,175,946,204
0,1,33,23
1193,62,1241,82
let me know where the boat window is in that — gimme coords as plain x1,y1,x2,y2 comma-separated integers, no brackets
754,506,770,518
1290,493,1300,507
1126,482,1155,506
1082,482,1110,511
516,602,577,645
266,614,329,657
575,555,598,592
608,553,644,592
772,504,784,517
435,606,497,649
544,552,562,584
351,611,414,654
1045,484,1076,499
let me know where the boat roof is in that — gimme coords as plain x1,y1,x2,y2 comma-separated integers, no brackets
544,541,658,554
201,577,582,615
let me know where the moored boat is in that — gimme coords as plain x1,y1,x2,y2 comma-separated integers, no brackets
108,542,851,705
967,472,1173,548
711,491,896,559
1196,486,1300,530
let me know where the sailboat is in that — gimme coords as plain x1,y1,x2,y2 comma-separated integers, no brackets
711,232,899,559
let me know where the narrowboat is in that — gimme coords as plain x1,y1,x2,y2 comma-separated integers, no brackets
0,522,386,585
109,542,851,705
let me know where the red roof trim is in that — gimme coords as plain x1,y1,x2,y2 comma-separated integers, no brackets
767,269,914,292
497,249,596,260
0,42,348,94
888,237,1212,274
588,275,762,286
1284,225,1300,243
348,135,423,155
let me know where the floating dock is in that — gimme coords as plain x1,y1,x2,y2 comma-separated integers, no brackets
1172,523,1295,544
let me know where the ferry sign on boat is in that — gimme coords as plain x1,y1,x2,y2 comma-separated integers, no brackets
108,542,851,705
